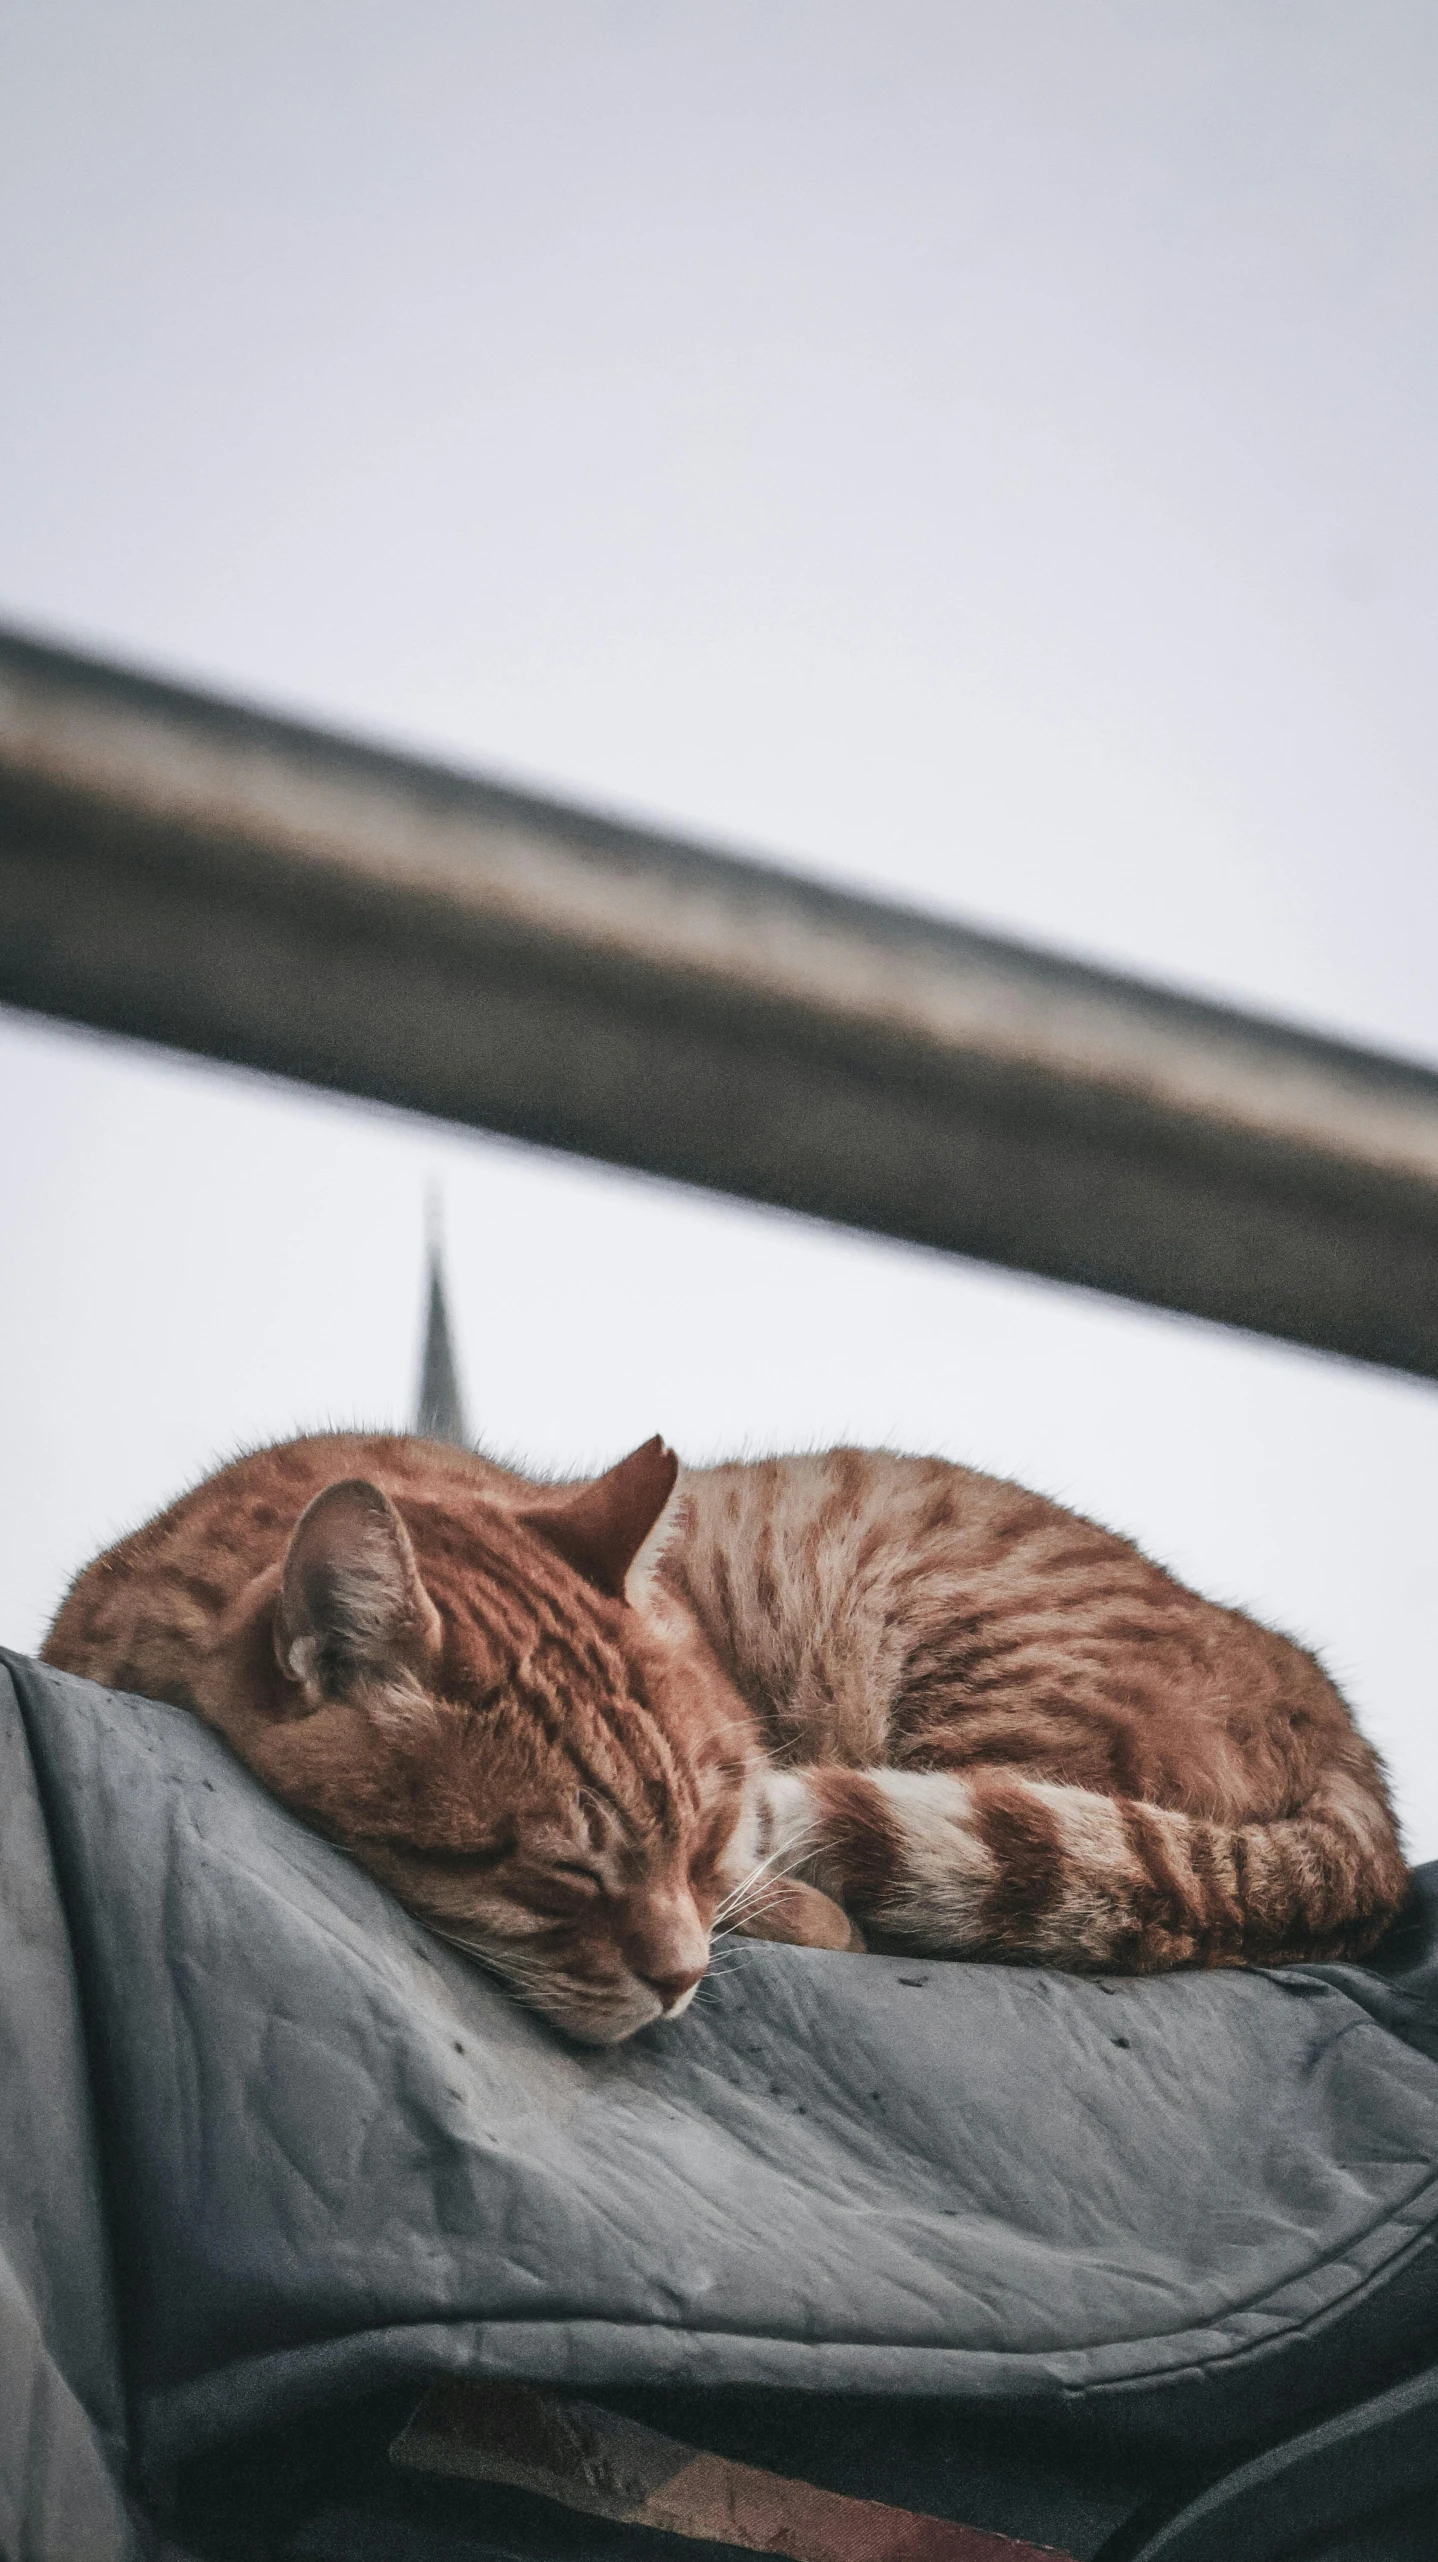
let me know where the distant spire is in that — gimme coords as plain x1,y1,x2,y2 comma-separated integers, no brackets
415,1190,470,1447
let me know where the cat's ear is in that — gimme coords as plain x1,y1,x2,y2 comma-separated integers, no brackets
274,1480,441,1703
517,1436,680,1602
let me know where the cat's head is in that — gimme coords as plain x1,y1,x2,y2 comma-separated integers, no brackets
230,1439,763,2045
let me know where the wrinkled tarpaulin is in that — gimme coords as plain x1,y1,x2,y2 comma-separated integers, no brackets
4,1652,1438,2562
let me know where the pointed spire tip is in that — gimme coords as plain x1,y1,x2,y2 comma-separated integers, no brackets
415,1196,470,1447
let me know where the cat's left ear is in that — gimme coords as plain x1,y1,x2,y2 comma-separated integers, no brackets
274,1479,442,1705
517,1436,680,1601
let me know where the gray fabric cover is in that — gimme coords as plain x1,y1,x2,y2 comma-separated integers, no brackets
4,1652,1438,2549
0,1669,135,2561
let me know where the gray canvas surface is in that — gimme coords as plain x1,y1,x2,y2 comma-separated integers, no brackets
4,1651,1438,2554
0,1668,135,2560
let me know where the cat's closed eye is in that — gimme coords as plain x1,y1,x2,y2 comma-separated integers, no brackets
414,1838,516,1874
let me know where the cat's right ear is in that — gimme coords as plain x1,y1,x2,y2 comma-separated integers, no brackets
274,1480,441,1706
515,1436,680,1601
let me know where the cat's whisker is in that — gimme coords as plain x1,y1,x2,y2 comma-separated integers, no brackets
733,1854,825,1916
713,1830,820,1924
718,1893,793,1933
723,1887,813,1932
428,1924,490,1961
716,1836,824,1929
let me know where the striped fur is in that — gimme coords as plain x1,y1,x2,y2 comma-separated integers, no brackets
43,1434,760,2045
670,1451,1409,1970
43,1434,1409,2043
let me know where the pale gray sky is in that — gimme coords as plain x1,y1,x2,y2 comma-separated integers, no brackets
3,4,1436,1849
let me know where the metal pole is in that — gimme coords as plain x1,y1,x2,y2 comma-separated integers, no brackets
3,626,1436,1375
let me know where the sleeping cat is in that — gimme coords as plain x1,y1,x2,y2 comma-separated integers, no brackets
42,1431,1408,2045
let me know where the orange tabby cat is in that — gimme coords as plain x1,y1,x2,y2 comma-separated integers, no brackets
42,1432,1407,2044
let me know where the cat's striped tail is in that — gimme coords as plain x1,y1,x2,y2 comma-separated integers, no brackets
760,1762,1409,1971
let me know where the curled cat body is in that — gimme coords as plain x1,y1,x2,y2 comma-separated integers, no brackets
42,1431,1408,2045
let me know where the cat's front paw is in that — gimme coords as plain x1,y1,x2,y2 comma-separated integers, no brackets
733,1877,866,1952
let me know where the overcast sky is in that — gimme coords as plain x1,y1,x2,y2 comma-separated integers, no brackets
3,3,1436,1851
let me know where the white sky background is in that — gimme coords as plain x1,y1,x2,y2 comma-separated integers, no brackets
2,3,1436,1852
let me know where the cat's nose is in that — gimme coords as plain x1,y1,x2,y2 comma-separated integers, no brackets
636,1963,706,2011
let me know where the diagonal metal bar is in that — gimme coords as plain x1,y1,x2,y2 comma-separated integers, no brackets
2,624,1436,1376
